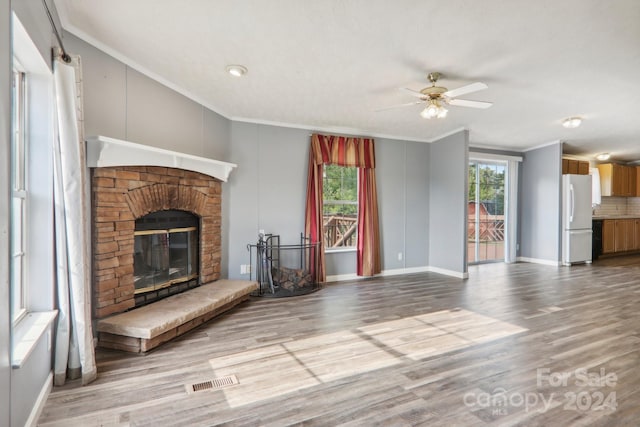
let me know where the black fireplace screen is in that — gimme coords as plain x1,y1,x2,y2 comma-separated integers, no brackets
134,210,199,294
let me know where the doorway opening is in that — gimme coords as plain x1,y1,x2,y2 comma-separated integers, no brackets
468,160,507,263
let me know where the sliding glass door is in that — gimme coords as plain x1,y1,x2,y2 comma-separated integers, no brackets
468,160,506,263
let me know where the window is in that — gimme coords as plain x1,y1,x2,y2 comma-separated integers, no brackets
11,69,27,322
9,13,58,368
322,164,358,250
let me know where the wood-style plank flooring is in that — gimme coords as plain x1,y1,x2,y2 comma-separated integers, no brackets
593,253,640,267
38,262,640,426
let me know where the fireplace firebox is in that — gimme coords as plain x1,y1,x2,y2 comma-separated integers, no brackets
133,210,200,306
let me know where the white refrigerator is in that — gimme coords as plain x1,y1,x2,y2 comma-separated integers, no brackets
562,174,593,266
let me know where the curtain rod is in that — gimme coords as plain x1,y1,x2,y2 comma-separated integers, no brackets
42,0,71,63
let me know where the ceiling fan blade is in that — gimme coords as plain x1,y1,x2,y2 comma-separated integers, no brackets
448,98,492,109
444,82,488,98
400,87,427,98
375,100,423,112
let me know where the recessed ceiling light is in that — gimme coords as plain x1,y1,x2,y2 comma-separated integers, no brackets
596,153,611,161
226,65,247,77
562,117,582,128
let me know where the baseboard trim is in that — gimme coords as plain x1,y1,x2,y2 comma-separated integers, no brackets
377,266,431,277
427,266,469,279
517,256,561,266
326,265,467,282
25,371,52,427
325,273,359,282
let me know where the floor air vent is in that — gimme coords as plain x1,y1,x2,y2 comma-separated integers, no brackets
186,375,239,394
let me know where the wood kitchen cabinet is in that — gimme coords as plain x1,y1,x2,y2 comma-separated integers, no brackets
562,158,589,175
603,218,638,254
602,220,615,253
598,163,637,196
636,166,640,197
578,161,589,175
614,219,635,252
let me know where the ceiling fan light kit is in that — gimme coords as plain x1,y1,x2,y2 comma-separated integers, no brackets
420,99,448,119
383,72,492,119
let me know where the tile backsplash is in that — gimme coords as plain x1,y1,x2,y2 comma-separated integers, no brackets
628,197,640,215
594,196,640,216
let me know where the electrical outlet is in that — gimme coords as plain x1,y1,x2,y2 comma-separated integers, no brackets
397,252,403,261
240,264,251,274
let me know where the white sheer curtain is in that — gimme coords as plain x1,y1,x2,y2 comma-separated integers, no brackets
53,51,96,386
505,159,520,263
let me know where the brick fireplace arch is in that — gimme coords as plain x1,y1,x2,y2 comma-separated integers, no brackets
92,166,222,318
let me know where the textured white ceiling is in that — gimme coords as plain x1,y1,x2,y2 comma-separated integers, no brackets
54,0,640,161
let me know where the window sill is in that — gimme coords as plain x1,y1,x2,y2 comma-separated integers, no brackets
12,310,58,369
325,247,357,254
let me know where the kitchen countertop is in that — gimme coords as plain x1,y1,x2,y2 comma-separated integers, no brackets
593,215,640,220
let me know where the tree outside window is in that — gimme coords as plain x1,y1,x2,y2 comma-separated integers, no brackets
468,163,505,216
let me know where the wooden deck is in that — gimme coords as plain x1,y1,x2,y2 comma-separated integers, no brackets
39,261,640,426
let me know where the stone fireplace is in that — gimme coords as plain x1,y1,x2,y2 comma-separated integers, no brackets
92,165,222,318
86,137,259,353
87,135,237,321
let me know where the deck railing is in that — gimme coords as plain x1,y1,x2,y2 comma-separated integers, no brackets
323,215,357,248
467,218,505,242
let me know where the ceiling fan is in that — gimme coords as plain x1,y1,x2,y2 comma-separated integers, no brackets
380,72,492,119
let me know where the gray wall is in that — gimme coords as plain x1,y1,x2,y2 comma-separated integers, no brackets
226,124,431,279
11,337,52,426
519,142,563,262
377,139,408,271
226,122,309,279
405,142,431,268
428,130,469,275
377,138,430,271
12,0,57,72
63,32,233,277
64,32,230,160
469,147,523,158
1,1,12,425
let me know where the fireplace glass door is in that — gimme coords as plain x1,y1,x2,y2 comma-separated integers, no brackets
133,210,199,294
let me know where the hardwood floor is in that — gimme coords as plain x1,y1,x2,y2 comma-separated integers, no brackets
38,262,640,426
592,253,640,267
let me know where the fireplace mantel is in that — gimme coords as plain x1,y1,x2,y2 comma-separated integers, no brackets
86,135,237,182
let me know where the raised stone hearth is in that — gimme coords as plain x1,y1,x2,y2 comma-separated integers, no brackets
97,280,258,353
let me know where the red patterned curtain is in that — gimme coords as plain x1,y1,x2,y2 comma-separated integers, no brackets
305,134,381,282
